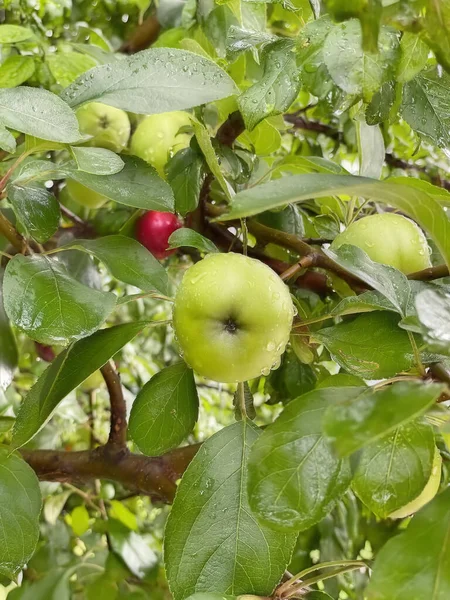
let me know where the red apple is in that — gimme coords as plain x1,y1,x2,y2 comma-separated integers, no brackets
136,211,182,259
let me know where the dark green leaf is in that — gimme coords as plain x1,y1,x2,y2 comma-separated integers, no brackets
15,570,70,600
68,155,174,211
323,381,444,456
248,387,358,532
0,87,81,143
166,148,205,216
61,48,237,114
60,236,170,295
3,254,116,345
70,146,124,175
7,183,60,243
0,55,35,88
168,228,218,254
366,81,396,125
165,420,296,599
12,160,69,185
265,351,317,404
415,288,450,355
297,17,334,99
191,119,231,200
352,421,435,518
12,321,146,448
0,449,41,578
366,487,450,599
0,269,17,390
129,362,199,455
238,39,301,130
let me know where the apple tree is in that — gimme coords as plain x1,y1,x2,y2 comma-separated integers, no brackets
1,0,450,598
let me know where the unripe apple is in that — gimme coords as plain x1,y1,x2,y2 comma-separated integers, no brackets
389,447,442,519
172,253,295,383
76,102,131,153
130,111,192,177
80,370,104,392
136,210,182,259
66,179,108,209
331,213,431,274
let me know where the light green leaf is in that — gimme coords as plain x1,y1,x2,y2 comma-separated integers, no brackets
68,155,174,211
0,123,15,153
129,362,199,455
217,173,450,270
366,487,450,599
46,52,97,88
0,87,81,143
0,269,17,390
3,254,116,345
60,236,169,295
0,55,35,88
61,48,238,114
0,448,41,578
0,24,33,44
352,421,435,518
357,119,384,179
109,500,137,531
248,387,358,532
165,420,296,599
7,183,60,243
398,32,429,83
322,381,445,456
416,288,450,355
70,146,124,175
168,228,219,254
238,39,300,130
12,321,146,448
70,505,90,536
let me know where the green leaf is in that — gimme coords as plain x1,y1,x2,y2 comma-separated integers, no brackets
7,183,60,243
0,448,41,578
12,160,69,185
365,81,396,125
226,25,277,59
0,55,35,88
0,123,16,153
185,595,235,600
423,0,450,75
3,254,116,345
0,416,14,433
12,321,146,448
16,569,70,600
167,147,205,216
70,505,90,536
352,421,435,519
68,155,174,211
248,387,358,532
296,16,334,99
330,290,400,319
322,381,444,457
46,52,97,88
165,420,296,599
366,487,450,599
324,245,410,316
0,87,81,143
168,228,219,254
0,270,18,390
70,146,124,175
109,500,138,531
238,39,300,130
397,32,429,83
129,363,198,455
60,235,169,295
86,576,119,600
323,21,400,101
0,24,33,44
217,173,450,270
325,0,382,53
61,48,237,114
356,119,384,179
415,288,450,355
402,67,450,149
108,521,157,578
313,312,416,379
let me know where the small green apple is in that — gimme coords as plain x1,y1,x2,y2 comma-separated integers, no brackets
76,102,131,153
80,370,104,391
130,111,192,177
389,447,442,519
331,213,431,274
172,253,295,383
66,179,108,209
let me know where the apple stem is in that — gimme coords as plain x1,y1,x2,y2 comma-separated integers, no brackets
237,381,247,419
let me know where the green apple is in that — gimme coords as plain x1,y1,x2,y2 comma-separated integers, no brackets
76,102,131,153
130,111,192,177
172,253,295,383
331,213,431,274
389,447,442,519
66,179,108,209
80,370,105,392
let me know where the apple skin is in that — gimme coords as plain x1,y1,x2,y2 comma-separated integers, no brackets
331,213,431,274
76,102,131,153
172,253,295,383
130,111,191,177
389,447,442,519
136,211,182,259
66,179,109,209
80,370,104,391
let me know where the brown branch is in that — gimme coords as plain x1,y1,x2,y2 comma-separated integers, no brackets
20,443,200,504
0,211,26,252
408,263,449,281
120,15,161,53
101,361,128,449
216,111,246,147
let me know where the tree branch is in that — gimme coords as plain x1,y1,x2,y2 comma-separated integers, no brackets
101,361,128,449
0,211,26,253
20,443,200,503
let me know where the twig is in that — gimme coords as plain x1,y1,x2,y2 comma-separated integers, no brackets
101,361,128,449
408,263,449,281
0,211,27,253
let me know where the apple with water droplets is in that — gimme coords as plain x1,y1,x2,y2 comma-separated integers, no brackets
172,253,295,383
76,102,131,153
331,213,431,274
